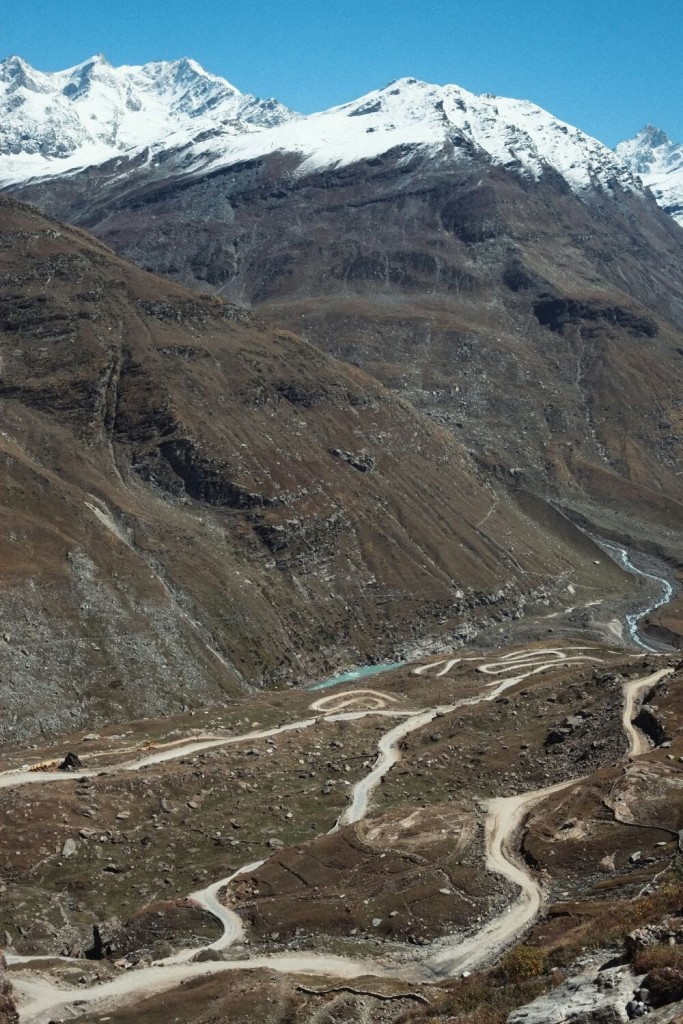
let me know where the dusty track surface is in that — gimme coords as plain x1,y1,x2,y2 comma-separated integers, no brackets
421,775,586,980
0,710,415,792
622,668,673,756
309,690,399,713
334,650,605,829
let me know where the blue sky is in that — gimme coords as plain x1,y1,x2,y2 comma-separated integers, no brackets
3,0,681,146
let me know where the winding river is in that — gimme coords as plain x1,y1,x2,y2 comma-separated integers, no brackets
596,539,675,652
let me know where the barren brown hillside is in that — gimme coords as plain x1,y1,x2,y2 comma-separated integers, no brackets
16,144,683,562
0,197,630,743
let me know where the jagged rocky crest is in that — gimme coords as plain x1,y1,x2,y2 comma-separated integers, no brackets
616,124,683,225
0,54,295,177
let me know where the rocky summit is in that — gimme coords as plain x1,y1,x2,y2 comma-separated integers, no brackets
0,54,682,1024
617,124,683,226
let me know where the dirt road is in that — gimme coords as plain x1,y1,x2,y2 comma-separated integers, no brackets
13,647,670,1024
337,648,604,828
622,668,674,757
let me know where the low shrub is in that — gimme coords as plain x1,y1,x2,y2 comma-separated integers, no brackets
633,944,683,975
495,944,548,983
644,966,683,1007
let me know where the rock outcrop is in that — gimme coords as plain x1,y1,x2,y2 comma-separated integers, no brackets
507,964,642,1023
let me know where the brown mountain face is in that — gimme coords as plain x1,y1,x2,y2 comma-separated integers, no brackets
0,196,628,744
14,146,683,560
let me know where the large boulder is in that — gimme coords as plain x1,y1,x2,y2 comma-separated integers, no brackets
507,964,637,1023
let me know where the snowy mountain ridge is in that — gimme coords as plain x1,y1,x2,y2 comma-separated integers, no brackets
208,75,640,194
0,54,657,209
616,125,683,225
0,54,297,182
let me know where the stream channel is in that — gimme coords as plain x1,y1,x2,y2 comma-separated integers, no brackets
595,539,675,653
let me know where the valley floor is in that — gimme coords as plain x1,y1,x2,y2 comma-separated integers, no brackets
2,625,682,1024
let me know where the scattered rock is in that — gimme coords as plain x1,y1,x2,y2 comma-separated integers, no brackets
546,728,570,745
192,948,226,963
329,448,375,472
58,752,83,771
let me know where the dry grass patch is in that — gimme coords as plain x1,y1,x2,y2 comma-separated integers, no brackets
633,944,683,975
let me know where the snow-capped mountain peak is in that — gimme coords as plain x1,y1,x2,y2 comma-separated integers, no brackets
616,125,682,174
215,74,639,195
0,56,664,214
0,55,297,181
616,125,683,225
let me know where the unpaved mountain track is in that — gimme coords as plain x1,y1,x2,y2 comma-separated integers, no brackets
420,775,587,979
334,651,603,829
622,668,674,757
0,710,416,792
309,690,399,712
7,649,673,1022
160,860,267,965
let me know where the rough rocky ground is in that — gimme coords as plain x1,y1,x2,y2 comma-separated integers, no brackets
3,641,683,1024
0,955,17,1024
